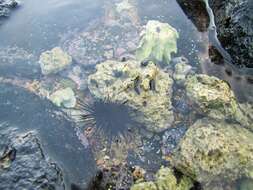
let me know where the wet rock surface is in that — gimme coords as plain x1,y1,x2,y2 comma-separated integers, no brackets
171,118,253,189
0,83,96,187
209,0,253,68
0,123,65,190
176,0,210,32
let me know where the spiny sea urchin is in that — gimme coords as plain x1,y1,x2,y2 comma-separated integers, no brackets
77,97,140,142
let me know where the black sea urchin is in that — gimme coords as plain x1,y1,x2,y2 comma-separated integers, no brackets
77,97,140,142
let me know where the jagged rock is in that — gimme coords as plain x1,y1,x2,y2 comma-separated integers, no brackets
0,123,65,189
39,47,72,75
185,74,237,118
88,59,174,132
136,20,179,65
49,87,76,108
171,118,253,188
184,74,252,129
209,0,253,68
131,167,193,190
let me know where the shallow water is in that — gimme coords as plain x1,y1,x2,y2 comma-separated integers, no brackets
0,0,252,189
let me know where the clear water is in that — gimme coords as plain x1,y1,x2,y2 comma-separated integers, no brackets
0,0,252,189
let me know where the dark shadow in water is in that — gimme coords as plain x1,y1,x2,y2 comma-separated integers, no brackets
0,83,96,188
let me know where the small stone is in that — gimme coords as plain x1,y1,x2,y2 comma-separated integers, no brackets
172,57,192,85
49,87,76,108
39,47,72,75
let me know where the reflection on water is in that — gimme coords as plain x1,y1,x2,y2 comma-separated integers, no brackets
0,0,103,52
0,0,252,189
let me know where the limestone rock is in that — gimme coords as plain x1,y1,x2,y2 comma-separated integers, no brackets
185,74,237,118
88,60,174,132
39,47,72,75
136,20,179,65
49,87,76,108
184,74,252,130
171,118,253,186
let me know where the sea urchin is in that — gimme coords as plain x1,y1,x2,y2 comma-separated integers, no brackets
77,97,140,142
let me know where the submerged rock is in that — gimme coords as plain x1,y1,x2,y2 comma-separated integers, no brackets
0,46,40,79
49,87,76,108
209,0,253,68
39,47,72,75
0,123,65,189
172,57,192,86
136,20,179,65
131,167,193,190
84,163,134,190
62,20,140,67
0,83,96,187
171,118,253,188
239,179,253,190
61,0,140,67
0,0,18,18
88,60,174,132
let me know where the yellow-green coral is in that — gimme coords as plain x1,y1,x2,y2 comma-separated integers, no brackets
131,167,193,190
171,118,253,186
88,60,174,132
136,20,179,65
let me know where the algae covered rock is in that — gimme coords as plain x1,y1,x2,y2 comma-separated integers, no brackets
39,47,72,75
49,87,76,108
171,118,253,186
185,74,252,129
185,74,237,118
88,59,174,132
172,57,192,85
131,167,193,190
136,20,179,65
